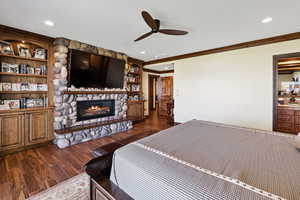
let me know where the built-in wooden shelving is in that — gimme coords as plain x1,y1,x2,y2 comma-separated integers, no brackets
0,53,48,62
127,72,140,75
0,25,54,156
127,81,140,84
0,72,47,78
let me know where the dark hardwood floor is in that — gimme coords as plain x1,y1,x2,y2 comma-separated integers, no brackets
0,111,171,200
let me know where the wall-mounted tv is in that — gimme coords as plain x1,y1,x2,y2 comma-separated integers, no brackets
68,49,125,89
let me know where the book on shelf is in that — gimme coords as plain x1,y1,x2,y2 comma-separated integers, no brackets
1,62,47,75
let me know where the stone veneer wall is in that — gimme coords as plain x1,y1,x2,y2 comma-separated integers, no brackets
52,38,132,148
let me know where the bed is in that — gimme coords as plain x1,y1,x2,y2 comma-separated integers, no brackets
87,120,300,200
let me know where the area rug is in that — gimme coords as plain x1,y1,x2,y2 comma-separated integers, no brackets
27,173,90,200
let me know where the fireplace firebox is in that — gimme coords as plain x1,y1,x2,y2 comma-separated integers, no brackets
77,100,115,121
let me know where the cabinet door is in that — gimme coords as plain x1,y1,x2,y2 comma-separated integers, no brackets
158,77,173,118
0,113,24,151
26,111,49,145
127,102,144,121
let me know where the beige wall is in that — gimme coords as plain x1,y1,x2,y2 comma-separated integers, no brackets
145,39,300,130
142,72,174,115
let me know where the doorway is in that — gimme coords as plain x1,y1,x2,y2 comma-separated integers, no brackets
273,52,300,134
157,76,173,118
148,74,159,114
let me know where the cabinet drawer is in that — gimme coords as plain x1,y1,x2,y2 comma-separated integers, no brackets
277,114,294,122
277,122,293,131
294,125,300,134
295,110,300,116
278,109,294,115
295,116,300,125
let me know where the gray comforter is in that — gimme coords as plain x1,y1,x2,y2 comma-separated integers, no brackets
110,120,300,200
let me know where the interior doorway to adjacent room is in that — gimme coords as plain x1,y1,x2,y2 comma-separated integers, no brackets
273,52,300,134
148,74,159,114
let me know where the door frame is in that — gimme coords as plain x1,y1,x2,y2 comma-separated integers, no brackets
273,52,300,131
148,74,160,113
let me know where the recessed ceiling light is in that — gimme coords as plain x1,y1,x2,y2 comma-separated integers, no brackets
140,51,146,54
44,20,55,26
261,17,272,24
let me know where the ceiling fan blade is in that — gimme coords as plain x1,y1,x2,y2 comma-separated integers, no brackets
142,11,157,30
159,29,188,35
134,31,153,42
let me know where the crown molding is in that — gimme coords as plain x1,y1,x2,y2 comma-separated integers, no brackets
143,68,174,74
144,31,300,65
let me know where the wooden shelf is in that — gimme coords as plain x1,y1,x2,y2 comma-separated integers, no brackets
128,100,145,103
127,81,140,84
63,90,128,95
127,72,140,75
55,118,130,135
128,91,140,94
0,54,48,62
0,91,48,94
0,106,54,114
0,72,47,78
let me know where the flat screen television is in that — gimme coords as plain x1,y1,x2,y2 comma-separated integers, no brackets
68,49,125,88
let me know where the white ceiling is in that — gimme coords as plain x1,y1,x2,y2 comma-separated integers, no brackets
144,63,174,71
1,0,300,61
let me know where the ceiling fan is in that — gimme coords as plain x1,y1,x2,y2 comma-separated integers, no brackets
134,11,188,42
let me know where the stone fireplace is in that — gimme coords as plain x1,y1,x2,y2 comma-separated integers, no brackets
52,38,132,148
77,99,115,121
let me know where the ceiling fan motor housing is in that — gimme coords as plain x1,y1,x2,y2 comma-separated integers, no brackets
153,19,160,32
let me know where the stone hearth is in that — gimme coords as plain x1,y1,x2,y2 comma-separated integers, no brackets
52,38,132,148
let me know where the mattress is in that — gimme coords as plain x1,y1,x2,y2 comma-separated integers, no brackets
110,120,300,200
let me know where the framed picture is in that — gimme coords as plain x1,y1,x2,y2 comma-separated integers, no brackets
20,82,29,91
17,44,32,58
12,83,21,91
2,82,12,91
1,62,10,72
0,40,14,55
9,64,19,73
4,100,20,109
35,67,41,75
37,83,48,91
26,99,35,108
34,48,46,59
29,83,37,91
35,98,44,107
26,66,35,74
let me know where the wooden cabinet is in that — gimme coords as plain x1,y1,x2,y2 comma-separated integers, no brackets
0,113,24,151
0,109,53,156
127,101,144,121
127,57,144,122
276,106,300,134
0,25,54,156
25,110,53,145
